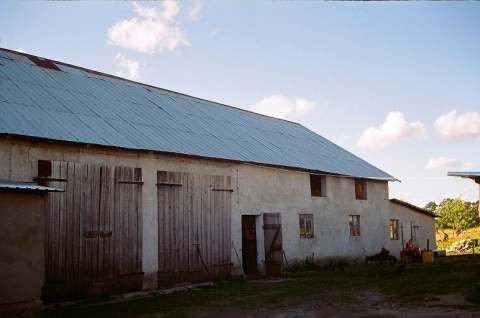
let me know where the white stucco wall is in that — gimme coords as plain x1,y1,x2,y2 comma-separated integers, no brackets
231,164,391,269
387,202,437,258
1,137,392,302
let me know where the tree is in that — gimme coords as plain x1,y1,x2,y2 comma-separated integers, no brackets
434,197,480,235
424,201,437,213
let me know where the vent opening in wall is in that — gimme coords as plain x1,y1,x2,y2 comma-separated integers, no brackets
38,160,52,177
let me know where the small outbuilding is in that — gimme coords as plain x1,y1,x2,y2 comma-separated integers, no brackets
387,198,437,257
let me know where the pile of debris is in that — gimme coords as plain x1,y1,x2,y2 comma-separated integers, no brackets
447,239,478,253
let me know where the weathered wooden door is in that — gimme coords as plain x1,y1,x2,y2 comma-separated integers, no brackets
263,213,283,276
157,171,232,287
401,221,413,248
39,160,143,302
242,215,258,274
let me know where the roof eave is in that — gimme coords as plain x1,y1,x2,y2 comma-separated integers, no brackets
0,179,65,193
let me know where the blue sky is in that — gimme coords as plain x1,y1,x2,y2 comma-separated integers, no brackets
1,1,479,207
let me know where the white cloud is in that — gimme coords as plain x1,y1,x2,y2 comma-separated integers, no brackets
107,1,189,54
426,157,460,171
426,156,477,171
114,53,141,81
188,0,202,21
250,94,316,119
434,110,480,142
358,111,426,149
16,48,26,53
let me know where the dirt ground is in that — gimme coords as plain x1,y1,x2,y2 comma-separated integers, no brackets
37,288,480,318
133,286,479,318
37,273,480,318
172,293,478,318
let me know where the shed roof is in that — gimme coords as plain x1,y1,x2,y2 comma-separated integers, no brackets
390,198,437,218
447,171,480,183
0,179,64,193
0,48,396,181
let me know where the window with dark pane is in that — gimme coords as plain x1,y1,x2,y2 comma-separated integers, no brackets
355,179,367,200
310,174,326,197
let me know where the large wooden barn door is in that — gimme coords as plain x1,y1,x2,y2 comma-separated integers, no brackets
39,161,142,302
263,213,283,276
157,171,232,287
112,166,143,294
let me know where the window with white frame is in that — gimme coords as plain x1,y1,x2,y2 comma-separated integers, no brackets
299,214,314,238
349,215,360,236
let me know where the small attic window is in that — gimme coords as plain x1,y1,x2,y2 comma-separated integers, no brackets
27,56,61,71
355,179,367,200
310,174,326,197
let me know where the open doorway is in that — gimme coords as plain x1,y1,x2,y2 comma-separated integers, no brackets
241,215,258,274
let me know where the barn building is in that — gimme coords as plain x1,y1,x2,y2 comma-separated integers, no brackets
1,48,401,311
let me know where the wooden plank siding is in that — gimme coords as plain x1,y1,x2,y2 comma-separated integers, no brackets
40,161,143,302
157,171,232,287
263,213,283,277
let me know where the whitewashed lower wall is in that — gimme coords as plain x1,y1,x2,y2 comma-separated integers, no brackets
0,138,392,304
232,164,391,270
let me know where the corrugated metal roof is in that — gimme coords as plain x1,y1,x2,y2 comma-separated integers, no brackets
0,179,64,192
447,171,480,181
447,171,480,178
0,48,397,181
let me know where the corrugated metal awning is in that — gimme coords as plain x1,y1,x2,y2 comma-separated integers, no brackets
447,171,480,183
0,179,64,192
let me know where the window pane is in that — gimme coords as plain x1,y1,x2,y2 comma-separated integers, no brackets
299,214,314,238
349,215,360,236
305,216,312,237
299,215,305,236
390,219,398,240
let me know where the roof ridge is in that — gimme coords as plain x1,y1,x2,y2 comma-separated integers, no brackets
0,47,396,181
0,47,301,126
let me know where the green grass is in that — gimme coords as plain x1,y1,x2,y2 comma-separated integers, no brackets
41,255,480,318
436,227,480,254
